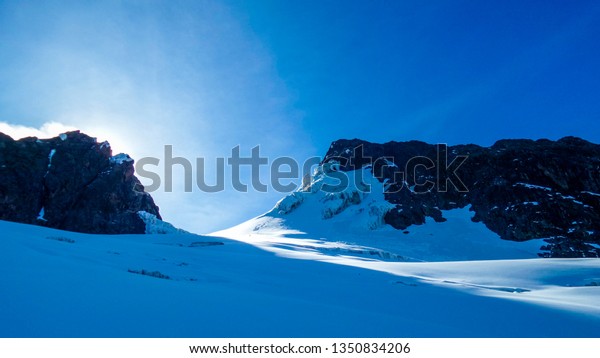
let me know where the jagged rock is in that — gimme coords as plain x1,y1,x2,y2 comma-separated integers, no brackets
322,137,600,258
0,131,161,234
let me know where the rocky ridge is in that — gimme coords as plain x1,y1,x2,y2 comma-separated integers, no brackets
314,137,600,258
0,131,161,234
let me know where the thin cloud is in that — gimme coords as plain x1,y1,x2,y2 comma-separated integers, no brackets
0,121,78,140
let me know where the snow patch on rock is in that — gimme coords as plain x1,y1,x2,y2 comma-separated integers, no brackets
272,166,394,230
110,153,134,165
138,211,187,234
36,207,47,222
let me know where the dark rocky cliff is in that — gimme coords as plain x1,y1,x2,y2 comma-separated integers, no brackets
0,131,161,234
323,137,600,258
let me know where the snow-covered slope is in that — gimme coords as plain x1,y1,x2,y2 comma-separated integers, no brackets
2,218,600,337
216,167,544,262
1,163,599,337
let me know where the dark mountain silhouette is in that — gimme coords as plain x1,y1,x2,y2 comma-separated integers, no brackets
0,131,160,234
322,137,600,258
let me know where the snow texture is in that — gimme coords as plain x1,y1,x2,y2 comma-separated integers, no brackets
138,211,187,234
1,169,599,337
109,153,134,165
47,149,56,168
1,218,599,338
514,182,553,191
36,208,46,222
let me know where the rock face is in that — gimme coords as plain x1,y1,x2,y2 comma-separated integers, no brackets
322,137,600,258
0,131,161,234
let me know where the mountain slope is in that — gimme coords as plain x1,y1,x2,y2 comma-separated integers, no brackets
332,137,600,257
2,135,600,337
218,167,545,262
1,219,600,337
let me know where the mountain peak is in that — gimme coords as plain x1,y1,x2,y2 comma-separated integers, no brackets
281,136,600,258
0,131,162,234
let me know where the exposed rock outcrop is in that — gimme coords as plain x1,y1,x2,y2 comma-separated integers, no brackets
321,137,600,258
0,131,161,234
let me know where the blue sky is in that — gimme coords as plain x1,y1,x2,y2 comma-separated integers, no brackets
1,0,599,232
231,0,600,148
